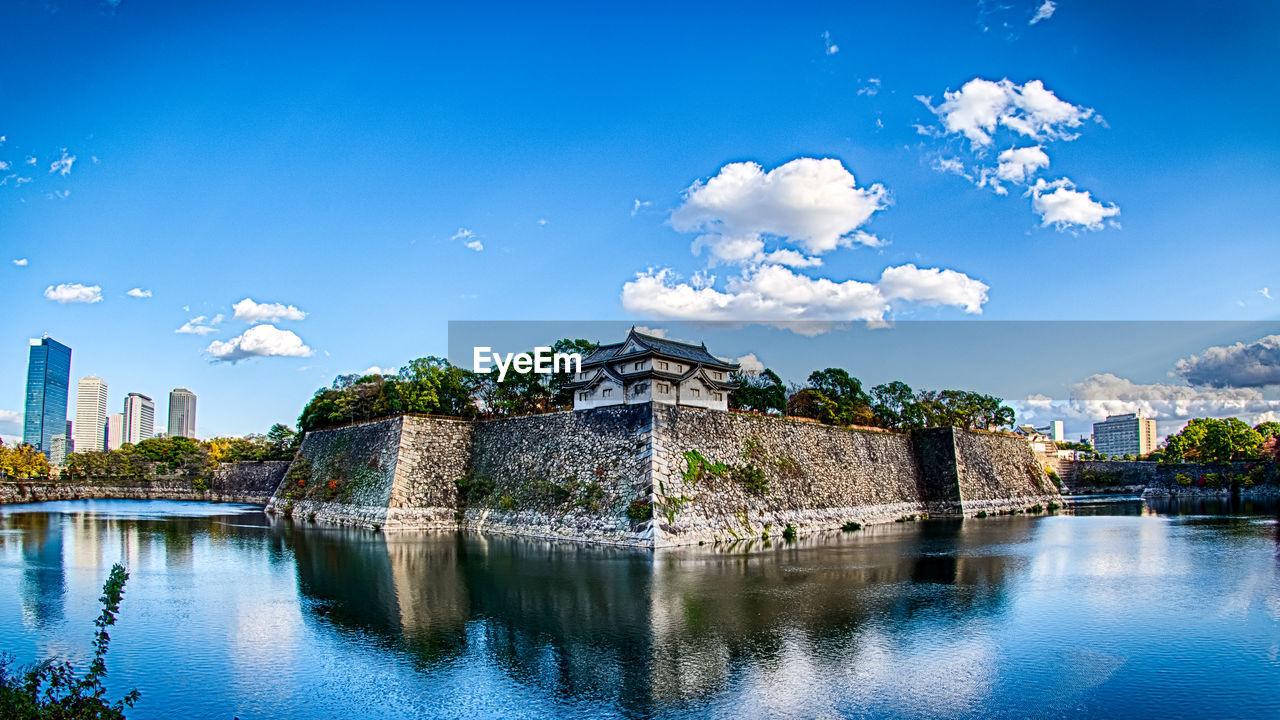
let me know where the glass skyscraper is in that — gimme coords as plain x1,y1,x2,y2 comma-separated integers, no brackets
23,336,72,455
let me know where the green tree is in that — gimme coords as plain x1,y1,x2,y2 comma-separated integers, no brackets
1163,417,1263,462
730,368,786,414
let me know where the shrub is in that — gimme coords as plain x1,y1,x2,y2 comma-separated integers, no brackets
682,450,728,486
975,510,988,518
192,476,209,492
1205,473,1223,489
1045,467,1062,489
455,471,494,505
732,463,769,496
1047,501,1060,512
0,563,140,719
498,495,516,512
1028,504,1044,514
782,523,797,540
626,499,653,525
578,481,605,512
841,521,862,532
1175,473,1192,486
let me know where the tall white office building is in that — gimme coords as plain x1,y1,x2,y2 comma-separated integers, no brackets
123,392,155,445
74,376,109,453
106,413,125,451
168,388,197,439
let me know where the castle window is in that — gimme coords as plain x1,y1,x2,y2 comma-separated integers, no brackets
579,392,588,401
658,383,669,393
691,388,701,398
714,392,723,401
602,388,612,398
713,371,723,380
658,361,669,371
634,361,643,371
635,384,646,395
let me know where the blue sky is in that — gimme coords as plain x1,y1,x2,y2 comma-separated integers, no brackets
3,0,1279,441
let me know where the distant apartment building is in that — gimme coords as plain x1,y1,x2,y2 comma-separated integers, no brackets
23,336,72,456
167,388,197,438
1092,412,1158,458
74,376,109,453
124,393,155,445
106,413,125,451
50,434,69,466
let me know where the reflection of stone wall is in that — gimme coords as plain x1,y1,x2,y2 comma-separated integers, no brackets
267,405,1060,546
1058,459,1280,496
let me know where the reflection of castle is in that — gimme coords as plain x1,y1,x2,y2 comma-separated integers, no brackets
566,329,739,411
289,521,1026,712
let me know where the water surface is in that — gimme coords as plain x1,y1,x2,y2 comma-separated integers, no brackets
1,498,1277,719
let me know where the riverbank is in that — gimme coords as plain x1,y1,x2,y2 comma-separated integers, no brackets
0,460,289,507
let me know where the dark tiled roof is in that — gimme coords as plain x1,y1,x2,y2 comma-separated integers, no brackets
580,329,739,370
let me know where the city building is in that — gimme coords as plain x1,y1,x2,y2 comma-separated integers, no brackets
23,335,72,456
168,388,197,438
565,329,739,411
74,376,109,453
123,392,155,445
50,434,69,466
1092,412,1158,458
1034,420,1065,443
106,413,125,451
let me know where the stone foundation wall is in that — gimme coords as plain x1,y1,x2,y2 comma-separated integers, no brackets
650,406,927,546
260,405,1063,547
0,460,289,506
463,406,653,545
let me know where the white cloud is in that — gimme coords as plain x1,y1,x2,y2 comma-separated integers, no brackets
1029,1,1057,25
1020,372,1280,438
671,158,888,264
0,161,8,171
0,409,20,430
207,324,313,363
49,150,76,176
1260,287,1272,300
126,287,152,298
451,227,483,251
877,264,989,314
43,283,102,304
995,145,1050,183
632,325,668,338
363,365,393,376
857,78,881,96
621,262,986,324
232,297,307,323
12,258,27,266
631,199,651,216
175,314,223,335
822,30,839,55
25,156,36,165
1030,177,1120,230
537,218,548,226
1175,334,1280,388
919,78,1093,148
735,353,765,375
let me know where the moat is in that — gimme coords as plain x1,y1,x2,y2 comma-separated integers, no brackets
1,497,1278,719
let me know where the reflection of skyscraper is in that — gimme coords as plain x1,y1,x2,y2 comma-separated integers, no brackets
23,336,72,456
123,393,155,444
74,376,109,453
168,388,197,438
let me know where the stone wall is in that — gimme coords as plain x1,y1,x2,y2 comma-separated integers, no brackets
260,405,1062,547
266,416,405,527
0,460,289,506
463,406,653,545
950,428,1060,512
1056,459,1280,496
650,406,928,546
